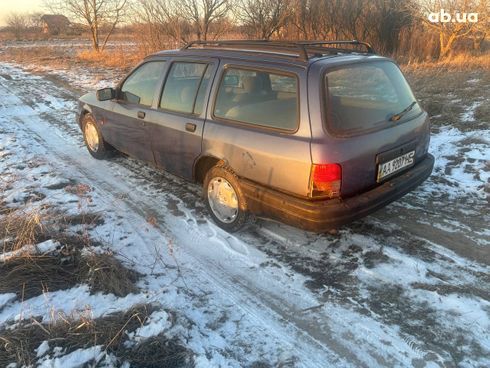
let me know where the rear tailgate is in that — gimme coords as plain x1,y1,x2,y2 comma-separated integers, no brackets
308,58,431,197
321,112,430,197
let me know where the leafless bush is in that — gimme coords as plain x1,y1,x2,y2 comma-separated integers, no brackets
5,12,30,40
179,0,232,41
135,0,233,53
45,0,130,52
132,0,488,61
237,0,291,39
134,0,193,52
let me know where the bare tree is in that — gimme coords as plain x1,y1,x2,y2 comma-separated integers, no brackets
5,12,30,40
135,0,191,48
468,0,489,51
45,0,129,52
178,0,231,41
29,12,45,31
369,0,414,54
414,0,482,58
237,0,291,39
290,0,374,40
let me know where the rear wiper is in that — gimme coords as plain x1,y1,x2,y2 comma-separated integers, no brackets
389,101,417,122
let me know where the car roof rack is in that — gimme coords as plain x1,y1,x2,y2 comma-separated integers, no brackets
182,39,376,61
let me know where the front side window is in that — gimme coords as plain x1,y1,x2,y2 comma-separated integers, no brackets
214,67,298,131
160,62,208,114
325,61,421,134
120,61,165,106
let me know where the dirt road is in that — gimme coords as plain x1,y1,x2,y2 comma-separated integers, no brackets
0,63,489,367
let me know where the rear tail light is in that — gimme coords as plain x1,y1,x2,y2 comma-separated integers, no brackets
309,163,342,198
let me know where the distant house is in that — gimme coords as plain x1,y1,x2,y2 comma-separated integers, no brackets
41,14,70,35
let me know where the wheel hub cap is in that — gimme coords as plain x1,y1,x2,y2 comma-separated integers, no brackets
207,177,239,224
84,121,99,151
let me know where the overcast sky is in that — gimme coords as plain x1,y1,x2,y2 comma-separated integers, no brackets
0,0,45,26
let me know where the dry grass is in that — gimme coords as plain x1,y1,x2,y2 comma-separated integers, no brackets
0,208,47,254
126,335,194,368
0,304,193,367
0,44,141,71
61,212,105,227
0,246,140,300
401,53,490,72
0,208,139,300
1,36,488,74
77,49,142,69
81,252,140,297
403,65,490,132
0,46,71,68
0,208,102,254
0,252,80,300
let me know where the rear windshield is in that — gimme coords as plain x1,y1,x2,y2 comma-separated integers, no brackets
324,61,421,135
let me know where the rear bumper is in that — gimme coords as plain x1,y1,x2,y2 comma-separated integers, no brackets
241,154,434,232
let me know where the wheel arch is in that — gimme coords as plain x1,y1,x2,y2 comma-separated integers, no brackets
193,155,224,184
79,104,93,128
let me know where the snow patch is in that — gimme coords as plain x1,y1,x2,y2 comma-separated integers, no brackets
36,340,50,358
38,346,103,368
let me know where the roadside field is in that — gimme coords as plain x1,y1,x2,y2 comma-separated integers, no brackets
0,40,488,367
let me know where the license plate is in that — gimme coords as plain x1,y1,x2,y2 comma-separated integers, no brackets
377,150,415,182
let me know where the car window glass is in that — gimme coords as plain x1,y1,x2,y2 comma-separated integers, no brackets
325,61,421,133
214,68,298,131
328,65,398,103
194,66,212,116
160,62,208,114
121,61,165,106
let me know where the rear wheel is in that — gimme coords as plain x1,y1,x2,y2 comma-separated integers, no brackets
82,114,110,159
204,165,249,232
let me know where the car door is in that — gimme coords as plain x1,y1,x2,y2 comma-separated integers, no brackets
101,60,167,163
202,62,313,197
149,58,218,180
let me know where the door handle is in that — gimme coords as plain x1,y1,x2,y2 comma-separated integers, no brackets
137,111,146,119
185,123,197,132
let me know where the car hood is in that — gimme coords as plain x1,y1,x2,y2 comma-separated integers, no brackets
79,91,98,105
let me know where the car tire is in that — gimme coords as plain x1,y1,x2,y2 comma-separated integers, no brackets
203,164,249,232
82,114,110,159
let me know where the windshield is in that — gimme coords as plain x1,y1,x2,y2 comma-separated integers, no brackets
324,61,421,135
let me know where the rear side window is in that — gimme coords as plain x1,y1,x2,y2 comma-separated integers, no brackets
160,62,208,114
121,61,165,106
325,61,421,134
214,67,298,131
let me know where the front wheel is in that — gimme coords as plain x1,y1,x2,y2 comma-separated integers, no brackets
82,114,110,159
203,165,249,232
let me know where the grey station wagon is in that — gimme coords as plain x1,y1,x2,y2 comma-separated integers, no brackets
77,40,434,232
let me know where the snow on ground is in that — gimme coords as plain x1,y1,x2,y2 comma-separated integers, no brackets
0,239,61,262
0,61,489,367
21,61,126,92
0,39,136,92
423,125,489,199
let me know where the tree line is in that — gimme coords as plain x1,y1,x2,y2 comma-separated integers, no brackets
4,0,489,60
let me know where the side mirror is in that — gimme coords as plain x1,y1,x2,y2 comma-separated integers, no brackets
96,87,116,101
